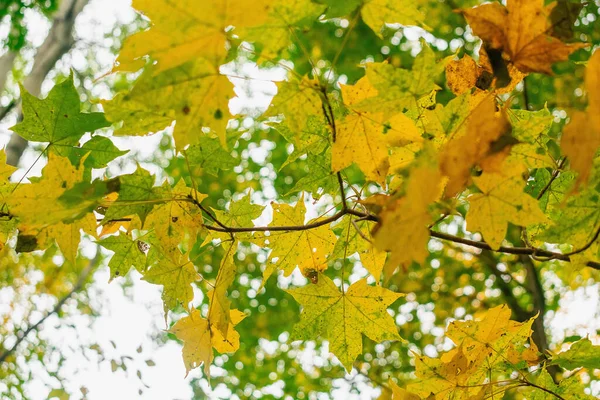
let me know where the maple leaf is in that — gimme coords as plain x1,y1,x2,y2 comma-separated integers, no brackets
531,367,596,400
322,0,426,37
144,180,207,250
114,0,270,73
206,242,237,338
0,152,17,247
466,166,547,249
184,134,238,177
550,338,600,370
67,136,129,170
445,305,539,370
102,166,162,224
203,192,265,243
266,77,324,138
360,0,425,38
331,216,386,281
445,55,482,95
561,49,600,189
440,95,513,196
408,346,486,399
332,76,422,186
7,155,98,263
98,231,151,281
389,380,420,400
105,58,233,148
142,237,200,314
170,308,246,377
373,159,442,275
462,0,586,74
445,50,526,95
286,275,403,371
259,195,336,284
357,43,449,116
538,179,600,252
277,115,330,167
10,74,109,155
237,0,326,58
407,305,540,399
286,151,339,200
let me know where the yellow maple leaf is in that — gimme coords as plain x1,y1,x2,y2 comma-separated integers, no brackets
144,180,207,250
446,55,482,95
106,58,233,148
373,159,442,276
446,51,526,95
0,151,18,248
561,49,600,189
7,155,90,225
407,305,540,399
333,76,422,186
286,275,403,371
206,242,237,338
440,95,512,196
408,346,485,399
0,151,16,183
389,380,420,400
114,0,269,73
446,305,538,371
466,166,547,249
259,195,336,285
27,214,97,265
266,77,324,139
170,308,246,377
7,155,98,262
463,0,586,74
360,0,426,39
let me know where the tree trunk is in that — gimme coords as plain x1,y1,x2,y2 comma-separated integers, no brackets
4,0,90,166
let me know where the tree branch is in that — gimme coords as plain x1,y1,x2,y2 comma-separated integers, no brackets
98,196,600,271
429,230,600,270
479,250,530,321
536,157,567,201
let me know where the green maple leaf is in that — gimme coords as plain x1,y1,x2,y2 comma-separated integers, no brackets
330,216,386,281
98,231,151,281
204,192,265,243
68,136,129,169
103,166,162,224
286,151,338,199
143,235,200,314
185,134,237,177
286,275,403,371
357,43,448,116
11,73,109,154
538,183,600,249
531,368,596,400
550,338,600,370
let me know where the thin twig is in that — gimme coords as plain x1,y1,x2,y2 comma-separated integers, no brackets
97,198,600,271
429,230,600,271
536,158,567,201
521,379,567,400
0,253,100,364
0,100,16,122
337,172,347,210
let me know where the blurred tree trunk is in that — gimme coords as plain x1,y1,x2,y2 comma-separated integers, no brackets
2,0,90,166
0,52,17,94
